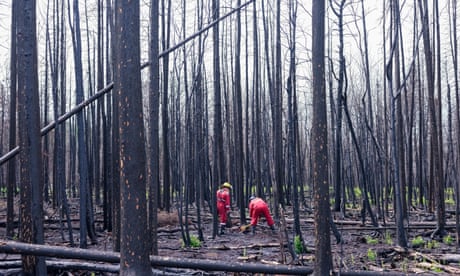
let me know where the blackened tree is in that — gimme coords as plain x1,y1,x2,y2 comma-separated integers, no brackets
148,0,160,255
312,0,333,274
7,0,18,239
114,0,152,274
16,0,47,274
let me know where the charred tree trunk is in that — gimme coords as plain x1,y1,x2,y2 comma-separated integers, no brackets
68,0,96,247
417,0,445,238
7,0,18,239
16,0,47,273
161,0,172,212
148,0,160,255
234,0,246,226
312,0,333,274
114,0,152,274
211,0,226,237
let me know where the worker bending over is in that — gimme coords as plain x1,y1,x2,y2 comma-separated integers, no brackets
248,195,276,234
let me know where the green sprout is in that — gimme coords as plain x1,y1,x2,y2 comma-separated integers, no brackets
294,235,307,254
426,239,438,249
367,248,377,261
365,235,378,245
411,236,425,248
181,235,201,248
443,234,454,245
384,231,393,245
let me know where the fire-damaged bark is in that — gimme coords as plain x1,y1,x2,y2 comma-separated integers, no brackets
114,0,151,274
16,0,46,274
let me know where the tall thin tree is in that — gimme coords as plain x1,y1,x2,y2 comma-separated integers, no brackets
114,0,152,274
212,0,226,237
417,0,445,238
148,0,160,255
161,0,172,212
7,0,18,239
16,0,47,273
312,0,332,273
386,0,408,248
234,0,246,226
449,0,460,245
68,0,96,247
273,0,283,215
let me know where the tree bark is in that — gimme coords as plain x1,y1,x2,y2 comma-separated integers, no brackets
148,0,160,255
16,0,47,273
212,0,226,237
67,0,94,248
311,0,333,274
7,0,18,239
417,0,445,238
161,0,172,212
114,0,152,274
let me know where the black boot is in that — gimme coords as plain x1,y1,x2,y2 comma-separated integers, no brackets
220,225,225,235
251,225,256,235
270,224,276,233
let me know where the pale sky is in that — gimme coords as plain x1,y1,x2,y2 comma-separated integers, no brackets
0,0,380,86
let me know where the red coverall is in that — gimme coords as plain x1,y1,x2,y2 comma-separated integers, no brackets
249,197,274,227
216,188,231,226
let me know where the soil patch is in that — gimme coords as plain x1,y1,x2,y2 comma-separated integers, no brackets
1,199,460,275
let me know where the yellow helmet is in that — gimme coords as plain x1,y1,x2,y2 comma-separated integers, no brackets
222,182,232,189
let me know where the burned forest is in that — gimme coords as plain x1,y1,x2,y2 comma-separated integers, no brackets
0,0,460,275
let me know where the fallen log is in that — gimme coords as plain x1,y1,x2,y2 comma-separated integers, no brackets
0,260,119,273
0,240,313,275
416,261,460,274
0,260,22,269
47,260,119,273
0,268,22,275
0,260,195,275
435,254,460,264
337,272,413,276
300,224,458,232
209,242,282,250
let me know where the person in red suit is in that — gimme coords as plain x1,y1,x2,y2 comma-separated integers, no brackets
216,182,232,234
249,195,276,234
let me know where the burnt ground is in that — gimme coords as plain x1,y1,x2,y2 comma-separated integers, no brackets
1,198,460,275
